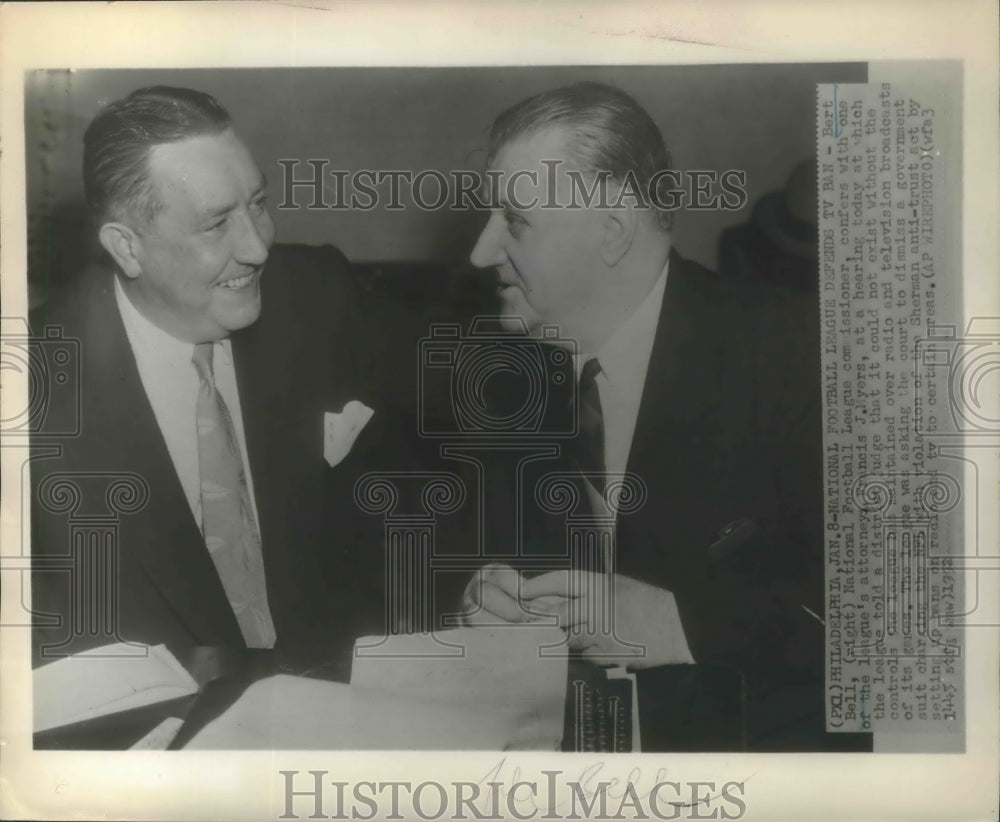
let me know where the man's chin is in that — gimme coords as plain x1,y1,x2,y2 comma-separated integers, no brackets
497,290,543,336
218,297,262,334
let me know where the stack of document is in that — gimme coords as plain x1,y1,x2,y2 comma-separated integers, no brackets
184,674,512,749
185,625,568,750
33,643,198,734
351,626,568,749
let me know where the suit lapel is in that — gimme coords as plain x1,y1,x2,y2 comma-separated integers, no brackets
626,251,721,485
618,252,729,581
85,274,243,643
231,249,359,537
229,321,278,553
229,254,352,638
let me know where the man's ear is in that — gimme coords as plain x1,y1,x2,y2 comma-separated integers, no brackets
98,222,143,279
599,205,637,267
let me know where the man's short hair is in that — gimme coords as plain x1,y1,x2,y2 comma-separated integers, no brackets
83,86,232,225
487,81,673,232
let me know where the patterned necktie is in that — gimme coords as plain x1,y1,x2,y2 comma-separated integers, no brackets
575,357,607,495
192,342,276,648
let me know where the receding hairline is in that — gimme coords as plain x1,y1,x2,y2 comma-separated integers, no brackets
484,84,674,232
112,126,263,228
486,122,579,166
85,87,234,226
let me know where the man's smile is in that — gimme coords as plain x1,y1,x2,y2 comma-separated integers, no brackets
217,270,260,290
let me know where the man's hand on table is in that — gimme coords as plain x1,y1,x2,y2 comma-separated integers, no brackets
462,564,694,668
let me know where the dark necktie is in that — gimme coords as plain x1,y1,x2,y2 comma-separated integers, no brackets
192,342,276,648
574,356,606,495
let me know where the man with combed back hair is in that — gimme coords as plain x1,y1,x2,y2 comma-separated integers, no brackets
461,81,870,752
30,86,409,660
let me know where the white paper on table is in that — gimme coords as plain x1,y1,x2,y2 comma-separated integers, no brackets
33,643,198,733
183,674,513,750
350,625,568,750
129,716,185,750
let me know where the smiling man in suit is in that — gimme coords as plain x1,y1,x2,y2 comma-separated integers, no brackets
461,82,870,752
30,86,398,660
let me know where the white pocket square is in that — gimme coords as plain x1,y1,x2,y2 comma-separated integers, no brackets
323,401,375,468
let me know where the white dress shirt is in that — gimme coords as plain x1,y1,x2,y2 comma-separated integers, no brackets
575,259,668,519
114,277,262,534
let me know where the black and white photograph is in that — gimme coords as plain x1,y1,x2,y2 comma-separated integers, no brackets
1,3,997,821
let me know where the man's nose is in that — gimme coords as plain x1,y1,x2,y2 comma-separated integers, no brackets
469,211,507,269
233,211,272,266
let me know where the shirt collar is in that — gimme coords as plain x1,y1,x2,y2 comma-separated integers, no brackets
114,275,234,367
114,275,197,361
575,257,669,388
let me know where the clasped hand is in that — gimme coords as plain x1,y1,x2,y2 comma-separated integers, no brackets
461,563,693,667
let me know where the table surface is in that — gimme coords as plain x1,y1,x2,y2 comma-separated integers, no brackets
33,646,748,752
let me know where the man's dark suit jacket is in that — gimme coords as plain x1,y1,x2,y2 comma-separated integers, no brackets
478,249,870,752
30,244,418,663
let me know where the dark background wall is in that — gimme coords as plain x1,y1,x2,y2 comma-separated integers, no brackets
25,63,865,300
